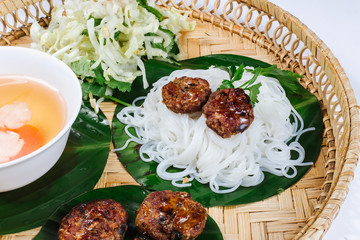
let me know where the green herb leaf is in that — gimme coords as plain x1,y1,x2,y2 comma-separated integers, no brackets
258,65,304,94
214,64,232,77
136,0,163,21
144,6,163,21
229,65,236,79
232,64,245,81
240,66,261,89
92,63,106,85
159,26,175,38
81,82,107,99
216,64,245,90
79,62,131,94
81,29,89,36
159,27,176,53
106,77,132,92
151,42,167,52
218,80,235,89
215,65,262,105
247,82,262,105
88,15,102,27
70,58,95,79
145,32,160,37
220,64,237,79
114,31,121,41
168,42,180,56
104,95,132,107
148,27,177,55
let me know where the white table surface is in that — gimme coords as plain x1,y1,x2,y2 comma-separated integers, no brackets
268,1,360,239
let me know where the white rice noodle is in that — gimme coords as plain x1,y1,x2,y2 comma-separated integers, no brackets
115,67,314,194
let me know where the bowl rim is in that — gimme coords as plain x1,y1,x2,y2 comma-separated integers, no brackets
0,46,82,168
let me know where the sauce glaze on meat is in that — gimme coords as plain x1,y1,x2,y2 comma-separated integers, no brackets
162,77,212,114
135,190,207,240
58,199,128,240
202,88,254,138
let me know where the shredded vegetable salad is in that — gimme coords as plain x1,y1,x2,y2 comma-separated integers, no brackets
30,0,195,108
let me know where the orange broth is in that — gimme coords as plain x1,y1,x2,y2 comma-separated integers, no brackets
0,75,66,162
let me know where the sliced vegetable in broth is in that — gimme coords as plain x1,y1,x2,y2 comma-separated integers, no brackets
0,103,110,234
0,75,66,163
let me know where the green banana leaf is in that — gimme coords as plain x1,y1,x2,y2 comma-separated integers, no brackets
111,54,323,207
34,185,223,240
0,103,111,234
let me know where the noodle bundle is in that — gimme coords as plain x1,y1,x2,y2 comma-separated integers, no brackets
116,68,314,193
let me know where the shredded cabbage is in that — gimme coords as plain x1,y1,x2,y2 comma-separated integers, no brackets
30,0,195,93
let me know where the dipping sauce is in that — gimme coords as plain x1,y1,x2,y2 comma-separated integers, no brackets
0,75,66,163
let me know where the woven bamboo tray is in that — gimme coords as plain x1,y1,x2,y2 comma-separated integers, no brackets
0,0,359,239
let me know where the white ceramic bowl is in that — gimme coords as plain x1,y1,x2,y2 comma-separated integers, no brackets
0,46,82,192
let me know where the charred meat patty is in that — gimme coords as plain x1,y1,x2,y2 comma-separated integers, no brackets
162,77,212,114
135,190,207,240
58,199,128,240
202,88,254,138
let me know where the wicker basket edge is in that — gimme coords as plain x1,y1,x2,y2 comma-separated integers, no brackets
247,0,360,239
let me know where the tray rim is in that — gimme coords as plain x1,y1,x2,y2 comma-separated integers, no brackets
250,1,359,238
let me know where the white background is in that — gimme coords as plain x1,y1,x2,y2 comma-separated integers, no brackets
268,1,360,239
